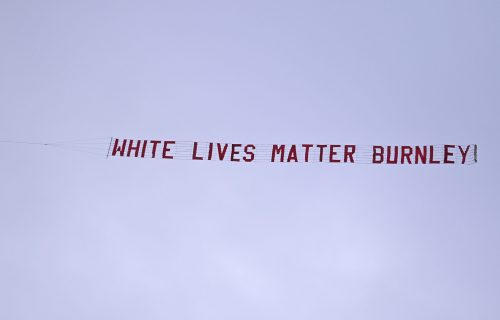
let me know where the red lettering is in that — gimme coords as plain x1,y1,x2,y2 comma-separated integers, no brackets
344,145,356,163
192,142,203,160
401,146,413,164
141,141,148,158
272,145,285,162
302,144,313,162
372,146,384,164
208,143,213,160
329,145,341,163
127,140,141,157
231,144,241,162
150,140,161,158
163,141,175,159
243,144,255,162
287,145,298,162
444,144,455,164
458,145,470,164
217,143,228,160
112,139,127,157
387,146,398,164
429,146,440,164
317,144,327,162
415,146,427,164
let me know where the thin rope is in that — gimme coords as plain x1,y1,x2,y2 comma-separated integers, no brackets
0,139,108,157
0,140,51,146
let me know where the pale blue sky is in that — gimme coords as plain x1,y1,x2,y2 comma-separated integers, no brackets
1,1,499,319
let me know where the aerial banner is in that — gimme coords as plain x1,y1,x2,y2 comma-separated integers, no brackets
108,138,477,165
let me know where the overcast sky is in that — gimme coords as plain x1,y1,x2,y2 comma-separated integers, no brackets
1,1,499,319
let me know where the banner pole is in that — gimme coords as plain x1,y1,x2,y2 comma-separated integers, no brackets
106,137,113,159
